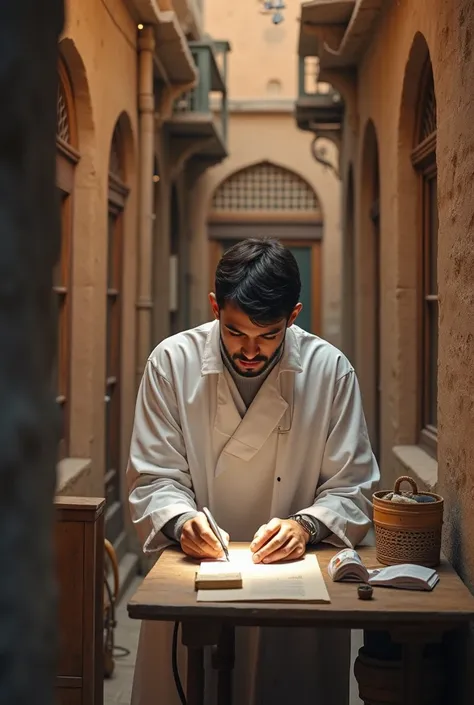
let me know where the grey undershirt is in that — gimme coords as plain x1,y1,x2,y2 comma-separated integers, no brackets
162,343,330,545
220,338,283,409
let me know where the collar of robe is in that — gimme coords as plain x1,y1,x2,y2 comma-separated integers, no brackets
200,319,303,377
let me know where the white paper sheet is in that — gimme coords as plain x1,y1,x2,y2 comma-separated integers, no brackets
196,548,331,603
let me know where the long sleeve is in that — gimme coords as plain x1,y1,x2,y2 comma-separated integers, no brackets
298,369,380,548
127,360,198,553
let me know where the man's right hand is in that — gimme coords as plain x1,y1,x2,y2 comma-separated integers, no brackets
180,511,229,559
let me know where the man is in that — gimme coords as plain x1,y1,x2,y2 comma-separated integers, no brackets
127,238,379,705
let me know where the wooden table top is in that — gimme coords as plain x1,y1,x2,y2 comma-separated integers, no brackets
128,543,474,629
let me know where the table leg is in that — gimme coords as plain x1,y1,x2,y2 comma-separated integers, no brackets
181,620,221,705
401,641,423,705
212,625,235,705
391,627,444,705
186,646,204,705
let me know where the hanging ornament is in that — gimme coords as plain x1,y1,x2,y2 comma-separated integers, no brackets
260,0,285,23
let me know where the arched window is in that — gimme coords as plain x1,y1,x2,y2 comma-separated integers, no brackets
55,58,79,459
209,162,323,334
411,60,438,456
211,161,321,213
105,120,129,547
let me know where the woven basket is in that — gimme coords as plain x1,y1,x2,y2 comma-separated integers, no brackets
373,475,443,567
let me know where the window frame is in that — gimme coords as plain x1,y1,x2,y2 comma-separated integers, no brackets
105,131,129,523
411,60,438,459
55,58,79,460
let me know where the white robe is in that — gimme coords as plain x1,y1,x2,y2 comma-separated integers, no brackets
127,320,379,705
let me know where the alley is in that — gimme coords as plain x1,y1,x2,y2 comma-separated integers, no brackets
104,580,141,705
45,0,474,704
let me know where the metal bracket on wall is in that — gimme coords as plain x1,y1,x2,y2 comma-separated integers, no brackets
168,136,215,181
155,80,198,125
310,134,340,179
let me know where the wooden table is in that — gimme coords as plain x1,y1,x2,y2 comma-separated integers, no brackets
128,544,474,705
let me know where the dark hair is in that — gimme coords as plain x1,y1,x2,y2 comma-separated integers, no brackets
214,238,301,326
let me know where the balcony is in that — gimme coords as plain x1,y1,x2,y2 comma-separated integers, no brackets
165,39,230,173
171,0,203,39
295,55,344,134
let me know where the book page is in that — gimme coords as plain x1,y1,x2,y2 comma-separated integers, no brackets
368,564,439,590
368,564,437,582
197,547,331,603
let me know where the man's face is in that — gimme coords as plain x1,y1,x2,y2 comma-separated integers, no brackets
209,297,300,377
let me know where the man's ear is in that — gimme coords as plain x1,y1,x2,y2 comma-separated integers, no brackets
209,293,219,320
287,303,303,327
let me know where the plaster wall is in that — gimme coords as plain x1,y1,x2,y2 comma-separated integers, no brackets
57,0,139,499
338,0,474,596
203,0,301,101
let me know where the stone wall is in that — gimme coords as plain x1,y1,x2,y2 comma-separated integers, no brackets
337,0,474,596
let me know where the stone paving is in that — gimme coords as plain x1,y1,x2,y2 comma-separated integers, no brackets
104,576,362,705
104,577,141,705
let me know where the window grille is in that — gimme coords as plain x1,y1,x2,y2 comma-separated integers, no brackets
56,79,70,143
109,128,123,179
419,67,437,142
212,162,320,211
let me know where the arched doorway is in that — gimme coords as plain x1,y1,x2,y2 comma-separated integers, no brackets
105,119,130,554
359,121,381,460
208,161,323,334
55,57,79,460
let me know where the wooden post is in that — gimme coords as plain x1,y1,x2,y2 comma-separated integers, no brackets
0,1,64,704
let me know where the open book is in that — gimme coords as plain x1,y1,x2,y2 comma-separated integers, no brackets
328,549,439,591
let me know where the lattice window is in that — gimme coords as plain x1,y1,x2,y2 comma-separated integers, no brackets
419,65,437,143
57,79,70,143
212,162,319,211
109,127,123,179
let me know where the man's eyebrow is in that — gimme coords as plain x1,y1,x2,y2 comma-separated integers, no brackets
225,323,283,336
263,327,283,336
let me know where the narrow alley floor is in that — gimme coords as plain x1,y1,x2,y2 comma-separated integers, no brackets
105,577,141,705
105,576,363,705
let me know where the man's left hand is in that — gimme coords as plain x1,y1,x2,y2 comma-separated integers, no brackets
250,517,309,564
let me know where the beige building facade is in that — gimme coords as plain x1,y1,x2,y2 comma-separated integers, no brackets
297,2,474,692
189,0,343,346
55,0,229,573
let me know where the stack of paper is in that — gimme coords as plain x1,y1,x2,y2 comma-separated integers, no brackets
196,548,331,603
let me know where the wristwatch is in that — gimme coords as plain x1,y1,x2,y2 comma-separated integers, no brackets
288,514,318,543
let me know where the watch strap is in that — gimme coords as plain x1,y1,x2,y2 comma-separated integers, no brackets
288,514,319,543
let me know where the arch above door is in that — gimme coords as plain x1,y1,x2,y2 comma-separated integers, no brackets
208,161,324,334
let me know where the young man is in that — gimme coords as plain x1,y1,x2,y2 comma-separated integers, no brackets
127,238,379,705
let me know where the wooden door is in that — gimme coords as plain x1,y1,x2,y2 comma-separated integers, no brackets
209,237,322,335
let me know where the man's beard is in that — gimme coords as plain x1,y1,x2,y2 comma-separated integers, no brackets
220,335,285,378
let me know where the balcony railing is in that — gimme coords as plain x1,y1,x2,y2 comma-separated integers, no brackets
296,56,344,132
173,39,230,146
298,56,342,105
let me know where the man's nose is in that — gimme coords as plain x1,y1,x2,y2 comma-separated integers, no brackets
242,340,259,359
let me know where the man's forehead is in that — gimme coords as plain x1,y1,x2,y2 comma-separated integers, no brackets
220,303,285,334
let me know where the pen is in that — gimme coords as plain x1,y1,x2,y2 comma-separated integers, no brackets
202,507,230,562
